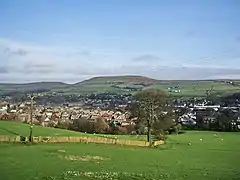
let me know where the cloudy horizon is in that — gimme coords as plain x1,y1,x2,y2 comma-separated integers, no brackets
1,0,240,83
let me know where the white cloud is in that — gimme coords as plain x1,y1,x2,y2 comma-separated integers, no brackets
0,38,240,83
132,54,161,62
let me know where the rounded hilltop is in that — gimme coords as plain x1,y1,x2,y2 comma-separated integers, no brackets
75,75,160,86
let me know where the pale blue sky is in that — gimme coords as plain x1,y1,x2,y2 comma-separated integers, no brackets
0,0,240,82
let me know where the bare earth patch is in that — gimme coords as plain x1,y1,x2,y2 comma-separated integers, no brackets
44,171,147,180
59,155,109,162
57,149,66,153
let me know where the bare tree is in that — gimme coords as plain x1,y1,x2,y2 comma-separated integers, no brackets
130,89,175,142
94,117,109,134
206,85,214,99
29,95,34,142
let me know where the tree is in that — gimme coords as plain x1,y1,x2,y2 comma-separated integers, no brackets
70,118,89,132
206,85,214,100
7,104,10,113
94,117,109,134
108,126,128,135
125,124,135,134
55,121,70,130
173,123,182,134
130,89,175,142
217,109,235,131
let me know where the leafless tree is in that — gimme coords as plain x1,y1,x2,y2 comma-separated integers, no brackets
130,89,175,142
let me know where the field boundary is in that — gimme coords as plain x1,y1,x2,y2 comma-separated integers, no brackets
0,135,164,147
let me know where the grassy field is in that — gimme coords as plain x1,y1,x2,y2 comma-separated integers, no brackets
0,120,147,141
0,131,239,180
148,81,240,97
1,76,240,97
0,120,84,137
59,80,240,97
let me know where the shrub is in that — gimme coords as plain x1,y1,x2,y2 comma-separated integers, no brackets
117,127,128,135
108,126,128,135
47,121,56,128
94,117,109,134
154,129,168,141
70,118,91,132
125,124,135,134
55,121,70,130
173,123,182,134
155,133,167,141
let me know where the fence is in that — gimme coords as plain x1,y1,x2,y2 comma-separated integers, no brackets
0,135,164,147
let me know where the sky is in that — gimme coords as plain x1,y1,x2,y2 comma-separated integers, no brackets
0,0,240,83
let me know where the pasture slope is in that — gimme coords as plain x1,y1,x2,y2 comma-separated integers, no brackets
1,75,240,96
0,121,239,180
0,121,147,141
34,77,240,96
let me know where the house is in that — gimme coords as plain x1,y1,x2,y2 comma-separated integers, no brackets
17,113,29,122
19,103,25,108
10,109,17,113
41,117,52,127
101,113,113,121
46,112,53,118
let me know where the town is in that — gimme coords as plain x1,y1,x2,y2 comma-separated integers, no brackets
1,90,240,134
1,1,240,179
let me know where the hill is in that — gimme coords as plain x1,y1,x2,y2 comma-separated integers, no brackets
0,76,240,97
0,82,68,96
55,75,161,95
76,75,160,85
0,76,157,95
0,82,68,90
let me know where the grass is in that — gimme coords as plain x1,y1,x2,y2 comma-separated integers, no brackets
0,131,239,180
61,80,240,97
0,120,147,141
148,81,240,97
0,120,86,137
1,78,240,97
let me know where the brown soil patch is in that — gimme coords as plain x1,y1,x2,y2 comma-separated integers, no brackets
57,149,66,153
59,155,109,162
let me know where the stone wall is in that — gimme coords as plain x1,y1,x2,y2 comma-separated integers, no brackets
0,135,164,147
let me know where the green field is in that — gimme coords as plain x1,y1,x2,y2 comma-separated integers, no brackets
0,121,147,141
148,81,240,97
0,120,85,137
57,80,240,97
0,131,239,180
1,76,240,97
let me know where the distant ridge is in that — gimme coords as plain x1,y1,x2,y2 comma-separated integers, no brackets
0,75,239,96
0,75,238,86
0,82,68,86
0,82,68,93
75,75,160,85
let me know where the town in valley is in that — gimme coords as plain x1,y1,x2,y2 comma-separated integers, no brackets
1,76,240,133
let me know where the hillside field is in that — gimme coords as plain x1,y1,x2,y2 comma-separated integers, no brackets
54,78,240,97
148,81,240,97
0,131,239,180
1,76,240,97
0,120,147,141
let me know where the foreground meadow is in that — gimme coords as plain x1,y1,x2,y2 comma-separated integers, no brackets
0,131,239,180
